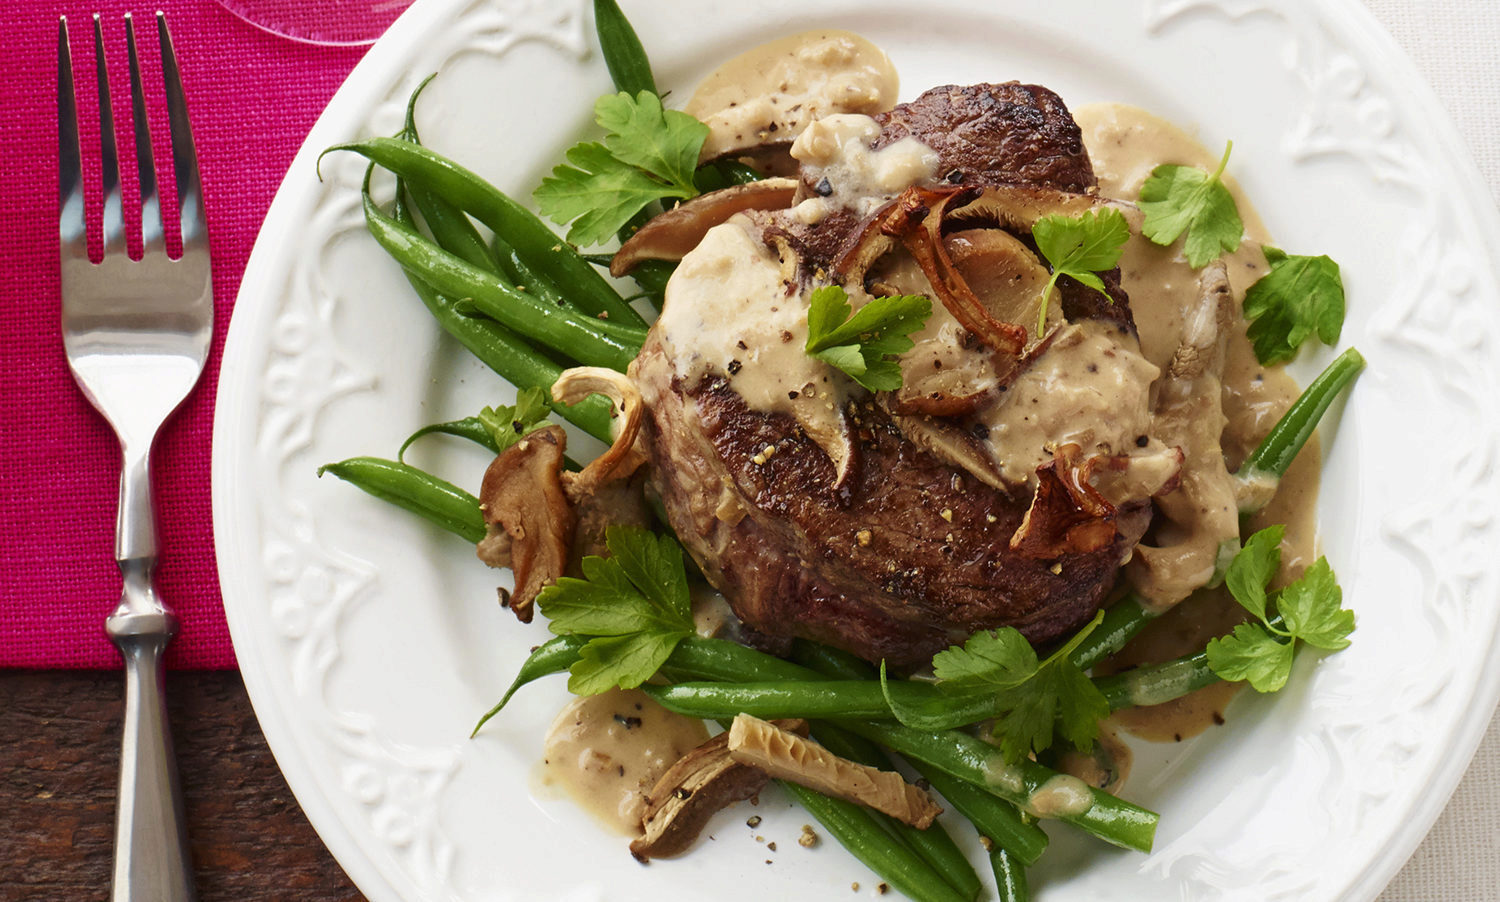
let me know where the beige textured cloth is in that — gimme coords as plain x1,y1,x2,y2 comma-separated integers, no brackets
1363,2,1500,898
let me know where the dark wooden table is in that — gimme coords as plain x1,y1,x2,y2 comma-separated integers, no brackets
1,670,362,900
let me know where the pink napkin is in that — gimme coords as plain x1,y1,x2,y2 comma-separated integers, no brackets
1,0,365,668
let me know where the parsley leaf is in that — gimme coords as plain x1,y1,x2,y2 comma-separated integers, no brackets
534,91,709,248
477,386,552,454
1242,247,1346,365
535,526,695,694
1207,527,1354,693
1138,141,1245,267
904,612,1109,763
1277,558,1352,651
1223,524,1283,622
1205,622,1295,692
1031,207,1131,335
804,285,932,392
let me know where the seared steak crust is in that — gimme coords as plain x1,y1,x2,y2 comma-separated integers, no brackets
638,345,1148,665
873,83,1096,194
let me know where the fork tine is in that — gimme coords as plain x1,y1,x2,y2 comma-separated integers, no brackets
156,13,204,251
58,17,86,255
93,14,125,257
125,13,162,255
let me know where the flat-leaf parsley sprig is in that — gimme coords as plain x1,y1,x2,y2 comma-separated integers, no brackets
534,90,709,248
1138,140,1245,268
1242,247,1346,365
804,285,933,392
885,612,1111,764
1206,525,1354,692
534,525,696,695
1030,207,1131,335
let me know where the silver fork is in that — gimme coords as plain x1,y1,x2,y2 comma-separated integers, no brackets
59,13,208,901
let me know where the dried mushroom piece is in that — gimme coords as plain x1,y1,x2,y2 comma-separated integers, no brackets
630,719,810,862
477,425,576,622
1009,443,1120,560
552,366,649,502
726,714,942,829
610,180,799,277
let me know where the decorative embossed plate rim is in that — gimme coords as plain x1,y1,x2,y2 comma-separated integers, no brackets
214,0,1500,899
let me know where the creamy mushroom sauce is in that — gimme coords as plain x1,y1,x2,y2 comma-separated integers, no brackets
790,113,940,222
652,217,858,469
686,30,899,163
1076,103,1321,742
537,687,709,835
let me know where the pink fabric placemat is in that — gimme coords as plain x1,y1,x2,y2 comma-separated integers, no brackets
0,0,365,669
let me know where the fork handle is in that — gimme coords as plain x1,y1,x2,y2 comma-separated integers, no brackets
108,591,196,902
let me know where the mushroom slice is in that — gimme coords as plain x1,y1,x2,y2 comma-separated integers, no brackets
1009,444,1119,560
610,179,799,277
477,425,576,622
890,413,1008,492
726,714,942,829
943,183,1111,232
884,228,1055,416
552,367,648,502
630,719,809,862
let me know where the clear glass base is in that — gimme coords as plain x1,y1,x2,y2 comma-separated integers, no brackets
215,0,413,46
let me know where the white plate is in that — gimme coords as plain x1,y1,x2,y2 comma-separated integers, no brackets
213,1,1500,899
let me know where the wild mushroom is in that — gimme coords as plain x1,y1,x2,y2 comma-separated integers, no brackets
878,228,1055,417
551,366,648,503
629,719,809,862
610,179,798,277
1009,443,1120,560
476,425,576,622
1128,262,1243,608
725,714,942,829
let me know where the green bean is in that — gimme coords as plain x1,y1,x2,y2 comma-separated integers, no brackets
317,457,486,544
328,137,647,327
780,783,975,902
642,679,1016,730
666,636,817,682
1069,595,1156,671
407,183,498,274
362,193,647,370
490,233,575,312
1093,613,1290,711
791,643,1049,868
471,636,589,736
837,720,1158,854
812,723,983,902
1237,346,1364,484
592,0,656,96
625,259,673,306
399,417,498,462
371,170,617,443
693,159,766,191
905,759,1046,868
991,847,1030,902
789,638,877,680
1094,652,1220,710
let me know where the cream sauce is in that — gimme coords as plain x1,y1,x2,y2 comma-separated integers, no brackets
977,320,1161,485
654,217,855,471
790,114,940,217
1023,774,1095,818
1076,103,1323,741
686,31,899,163
538,688,710,835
